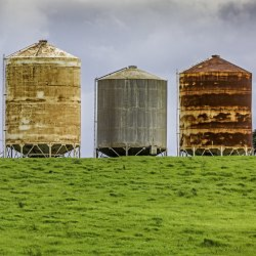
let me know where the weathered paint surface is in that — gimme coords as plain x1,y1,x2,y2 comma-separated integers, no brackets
5,41,81,156
179,55,252,156
97,66,167,157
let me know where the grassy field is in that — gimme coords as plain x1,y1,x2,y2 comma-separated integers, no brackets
0,156,256,256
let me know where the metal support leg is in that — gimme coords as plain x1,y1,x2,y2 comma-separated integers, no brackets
220,146,223,157
135,147,146,156
192,147,196,157
109,147,120,157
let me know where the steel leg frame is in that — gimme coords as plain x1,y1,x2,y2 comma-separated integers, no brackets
4,143,80,158
96,146,167,158
179,146,253,157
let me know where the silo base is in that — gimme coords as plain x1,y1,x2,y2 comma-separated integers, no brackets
96,146,167,157
4,143,80,158
180,147,253,156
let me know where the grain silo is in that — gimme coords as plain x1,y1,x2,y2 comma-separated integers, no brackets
4,40,81,157
95,66,167,157
179,55,252,156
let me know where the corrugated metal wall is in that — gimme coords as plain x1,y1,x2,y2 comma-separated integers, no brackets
97,66,167,157
179,55,252,156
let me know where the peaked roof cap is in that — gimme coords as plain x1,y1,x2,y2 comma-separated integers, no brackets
98,65,166,80
6,40,77,58
182,55,251,74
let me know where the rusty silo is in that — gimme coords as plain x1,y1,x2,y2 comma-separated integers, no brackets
179,55,252,156
95,66,167,157
4,40,81,157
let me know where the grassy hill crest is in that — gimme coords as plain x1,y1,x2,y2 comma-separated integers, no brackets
0,156,256,255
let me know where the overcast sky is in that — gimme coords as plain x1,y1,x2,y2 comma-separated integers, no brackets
0,0,256,157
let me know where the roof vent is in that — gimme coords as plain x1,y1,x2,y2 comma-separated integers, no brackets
39,40,48,44
128,65,137,69
212,54,220,58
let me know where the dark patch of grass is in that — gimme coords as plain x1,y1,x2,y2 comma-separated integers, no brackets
201,238,227,247
18,201,25,208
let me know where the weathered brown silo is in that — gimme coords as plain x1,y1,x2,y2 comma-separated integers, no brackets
4,40,81,157
179,55,252,156
96,66,167,157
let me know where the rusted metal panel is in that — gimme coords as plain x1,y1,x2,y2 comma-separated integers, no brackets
179,55,252,156
97,66,167,157
5,40,81,157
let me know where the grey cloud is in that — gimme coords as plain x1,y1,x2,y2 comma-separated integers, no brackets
219,0,256,24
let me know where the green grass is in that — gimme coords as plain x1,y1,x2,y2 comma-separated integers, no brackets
0,156,256,255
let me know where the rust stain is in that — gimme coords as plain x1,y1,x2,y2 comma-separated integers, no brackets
179,55,252,155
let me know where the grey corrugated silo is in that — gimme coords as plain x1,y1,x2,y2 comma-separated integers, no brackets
4,40,81,158
95,66,167,157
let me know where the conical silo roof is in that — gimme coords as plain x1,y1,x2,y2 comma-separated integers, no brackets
182,55,251,74
98,65,166,80
6,40,77,58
